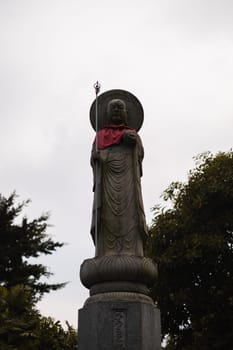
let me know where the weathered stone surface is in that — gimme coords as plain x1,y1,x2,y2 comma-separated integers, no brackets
78,299,161,350
89,281,149,296
84,292,154,305
80,255,157,290
90,95,147,258
78,90,162,350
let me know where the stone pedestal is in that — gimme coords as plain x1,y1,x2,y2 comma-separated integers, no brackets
78,254,161,349
78,295,161,350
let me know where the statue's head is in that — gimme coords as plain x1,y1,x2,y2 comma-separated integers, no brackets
107,99,127,125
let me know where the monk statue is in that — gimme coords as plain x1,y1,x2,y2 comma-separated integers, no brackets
78,90,161,350
80,88,157,297
90,94,148,257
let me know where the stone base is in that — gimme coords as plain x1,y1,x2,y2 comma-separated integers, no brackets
80,255,157,290
78,297,161,350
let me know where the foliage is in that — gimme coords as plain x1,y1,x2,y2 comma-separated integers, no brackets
147,151,233,350
0,193,77,349
36,317,77,350
0,285,39,350
0,192,65,302
0,285,77,350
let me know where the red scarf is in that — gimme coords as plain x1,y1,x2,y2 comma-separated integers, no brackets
94,124,135,149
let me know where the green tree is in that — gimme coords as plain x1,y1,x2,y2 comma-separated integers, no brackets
0,285,77,350
147,151,233,350
0,192,65,302
0,285,40,350
36,317,77,350
0,193,77,349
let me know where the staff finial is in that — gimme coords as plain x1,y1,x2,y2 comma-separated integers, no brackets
94,81,101,96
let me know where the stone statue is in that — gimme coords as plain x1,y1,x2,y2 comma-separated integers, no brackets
80,89,157,296
78,89,161,350
90,98,148,257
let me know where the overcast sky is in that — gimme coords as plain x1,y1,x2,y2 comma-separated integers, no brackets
0,0,232,327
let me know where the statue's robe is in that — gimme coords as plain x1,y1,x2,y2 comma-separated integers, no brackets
91,125,148,257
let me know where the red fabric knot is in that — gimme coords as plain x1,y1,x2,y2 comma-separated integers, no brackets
94,124,136,149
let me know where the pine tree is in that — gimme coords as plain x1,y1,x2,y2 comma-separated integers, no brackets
0,193,78,349
0,192,65,302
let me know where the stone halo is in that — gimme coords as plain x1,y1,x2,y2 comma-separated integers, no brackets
90,89,144,131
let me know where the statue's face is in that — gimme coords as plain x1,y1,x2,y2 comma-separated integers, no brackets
107,99,127,125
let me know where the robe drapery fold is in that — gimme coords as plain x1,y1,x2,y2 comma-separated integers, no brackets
91,126,147,257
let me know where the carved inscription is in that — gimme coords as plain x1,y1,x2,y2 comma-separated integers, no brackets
112,309,127,349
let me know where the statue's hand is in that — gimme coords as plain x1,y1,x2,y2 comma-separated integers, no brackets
123,130,137,145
